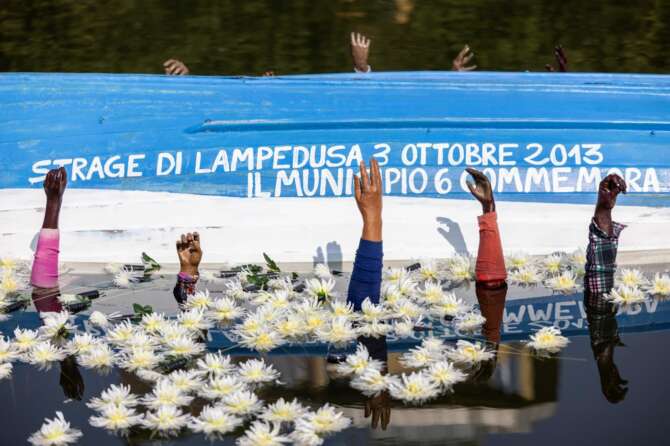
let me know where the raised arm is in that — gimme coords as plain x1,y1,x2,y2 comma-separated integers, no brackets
351,32,372,73
173,232,202,305
347,158,383,311
31,167,67,313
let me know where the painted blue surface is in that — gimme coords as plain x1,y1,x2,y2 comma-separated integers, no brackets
2,293,668,356
1,71,669,205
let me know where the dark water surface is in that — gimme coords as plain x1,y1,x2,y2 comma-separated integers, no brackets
1,0,669,75
1,268,669,445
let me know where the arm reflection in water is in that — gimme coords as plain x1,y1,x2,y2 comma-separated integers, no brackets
347,158,390,429
30,167,85,400
584,174,628,403
466,168,508,381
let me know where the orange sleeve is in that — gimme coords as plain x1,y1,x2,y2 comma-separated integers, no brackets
475,212,507,282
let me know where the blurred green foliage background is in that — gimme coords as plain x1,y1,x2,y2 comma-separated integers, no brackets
1,0,668,75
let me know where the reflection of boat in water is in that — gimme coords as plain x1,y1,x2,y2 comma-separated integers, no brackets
1,72,669,264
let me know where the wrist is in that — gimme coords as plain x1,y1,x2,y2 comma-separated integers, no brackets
481,200,495,214
179,265,199,277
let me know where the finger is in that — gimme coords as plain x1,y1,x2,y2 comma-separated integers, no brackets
463,65,477,71
354,174,362,201
364,37,370,48
463,52,474,64
545,64,555,72
176,240,182,251
371,408,380,428
351,32,356,46
466,180,477,195
359,160,370,191
364,403,371,418
457,45,469,59
370,158,381,190
180,234,187,245
164,60,176,70
382,407,390,429
169,65,181,75
163,59,174,67
186,233,194,246
465,167,485,180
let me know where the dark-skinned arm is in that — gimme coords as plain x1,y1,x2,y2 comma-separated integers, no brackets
173,232,202,305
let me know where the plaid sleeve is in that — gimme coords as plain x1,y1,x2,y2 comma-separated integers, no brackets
583,218,625,314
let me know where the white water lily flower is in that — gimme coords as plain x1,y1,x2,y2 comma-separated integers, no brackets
177,308,213,332
208,297,244,323
12,327,41,352
454,311,486,332
56,294,79,305
306,278,337,301
649,273,670,297
429,292,471,318
351,368,390,397
356,320,392,338
417,259,441,282
105,320,136,345
183,289,213,311
299,404,351,435
113,267,137,288
25,341,66,370
237,420,291,446
1,270,28,295
225,279,251,300
89,404,144,432
221,390,263,416
89,310,114,328
390,299,423,321
509,266,543,286
421,337,446,354
567,249,586,268
426,360,466,388
542,254,564,275
360,297,388,322
142,379,194,409
78,343,116,370
0,257,19,272
28,411,82,446
157,321,191,343
199,375,247,400
139,312,168,333
388,371,440,404
444,255,475,282
274,315,304,339
189,405,243,438
506,252,532,271
259,397,307,423
399,346,436,369
606,285,647,306
118,348,162,372
0,362,12,380
168,369,203,393
123,331,157,351
381,282,402,306
384,267,409,283
141,405,190,435
330,300,354,318
41,311,74,338
196,352,234,377
336,343,384,377
238,327,286,352
87,384,139,411
238,358,281,385
616,268,648,288
66,333,100,355
527,326,570,353
0,336,20,363
165,335,206,358
396,276,418,297
447,340,494,365
315,316,357,346
268,276,295,293
393,319,415,338
314,263,332,280
419,281,445,305
545,271,578,293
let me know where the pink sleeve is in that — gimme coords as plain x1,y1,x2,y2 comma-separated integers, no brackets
475,212,507,282
30,229,60,288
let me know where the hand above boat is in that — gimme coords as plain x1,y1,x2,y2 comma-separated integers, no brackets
465,167,495,213
164,58,190,75
351,32,371,73
354,158,382,242
594,173,626,236
545,45,568,72
176,232,202,277
42,167,67,230
452,44,476,71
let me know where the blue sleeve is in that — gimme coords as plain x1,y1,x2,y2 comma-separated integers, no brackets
347,239,383,311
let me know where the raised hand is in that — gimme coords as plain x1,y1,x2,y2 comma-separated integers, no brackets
42,167,67,229
364,391,391,430
176,232,202,276
163,59,190,75
594,174,626,236
465,167,494,213
350,32,371,73
452,45,476,71
545,45,568,72
354,158,383,241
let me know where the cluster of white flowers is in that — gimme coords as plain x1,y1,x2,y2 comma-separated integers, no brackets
604,268,668,307
506,250,586,290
